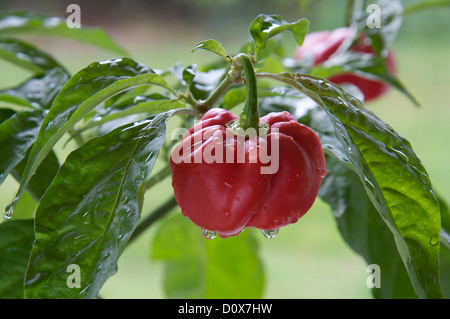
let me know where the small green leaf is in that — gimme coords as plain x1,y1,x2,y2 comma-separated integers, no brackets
0,38,65,74
24,111,174,299
0,11,127,56
152,214,264,298
0,219,35,299
10,58,175,214
182,64,197,90
192,39,228,60
265,72,444,298
249,14,309,57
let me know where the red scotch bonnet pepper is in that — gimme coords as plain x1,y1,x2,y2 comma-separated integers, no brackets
295,27,396,102
169,108,326,239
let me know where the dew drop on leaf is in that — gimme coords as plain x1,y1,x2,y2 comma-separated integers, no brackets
202,229,217,239
261,229,279,239
430,234,440,246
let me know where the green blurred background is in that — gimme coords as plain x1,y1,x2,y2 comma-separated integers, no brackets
0,0,449,298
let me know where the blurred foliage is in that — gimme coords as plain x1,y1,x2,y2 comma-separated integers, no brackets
1,0,449,44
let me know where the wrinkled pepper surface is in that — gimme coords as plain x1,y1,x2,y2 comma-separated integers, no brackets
170,108,326,238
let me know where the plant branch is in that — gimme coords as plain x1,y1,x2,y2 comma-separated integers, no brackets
144,164,171,191
127,195,178,247
194,56,245,113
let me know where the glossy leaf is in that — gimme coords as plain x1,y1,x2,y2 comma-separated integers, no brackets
192,39,228,60
0,68,69,109
152,214,264,298
264,72,443,298
310,51,419,106
351,0,403,53
0,11,127,56
438,195,450,298
182,64,197,90
11,58,175,214
0,110,45,186
24,112,174,299
11,148,59,201
0,38,65,73
0,219,35,299
249,14,309,57
319,155,417,298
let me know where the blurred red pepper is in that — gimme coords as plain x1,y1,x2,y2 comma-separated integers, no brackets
295,27,396,102
170,108,326,239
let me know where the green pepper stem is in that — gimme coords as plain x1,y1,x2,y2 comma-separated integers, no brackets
234,53,259,131
195,59,243,113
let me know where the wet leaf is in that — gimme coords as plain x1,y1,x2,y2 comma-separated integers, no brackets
249,14,309,57
0,219,34,299
266,72,444,298
192,39,228,60
0,11,127,56
11,58,175,214
24,111,174,298
0,38,65,74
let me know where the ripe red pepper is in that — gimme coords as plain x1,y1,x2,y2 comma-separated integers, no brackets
170,108,326,239
295,27,396,102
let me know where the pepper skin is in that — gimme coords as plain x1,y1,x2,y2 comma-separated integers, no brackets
295,27,396,102
170,108,326,238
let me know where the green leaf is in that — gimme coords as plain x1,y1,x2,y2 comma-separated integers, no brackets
0,11,127,56
0,109,45,186
10,58,175,214
0,38,65,74
152,214,264,298
0,219,35,299
11,149,59,201
24,111,174,299
437,194,450,298
75,96,186,137
249,14,309,57
264,72,444,298
0,68,69,109
182,64,197,90
311,51,419,106
192,39,228,60
319,154,417,298
351,0,403,53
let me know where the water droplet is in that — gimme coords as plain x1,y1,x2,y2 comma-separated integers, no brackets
202,229,216,239
224,182,233,188
3,198,18,219
273,215,284,226
223,209,231,217
302,178,310,189
3,206,13,219
235,197,240,202
430,234,440,246
319,80,329,88
261,229,279,239
317,168,327,179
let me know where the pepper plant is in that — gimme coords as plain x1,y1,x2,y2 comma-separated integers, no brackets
0,0,449,299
